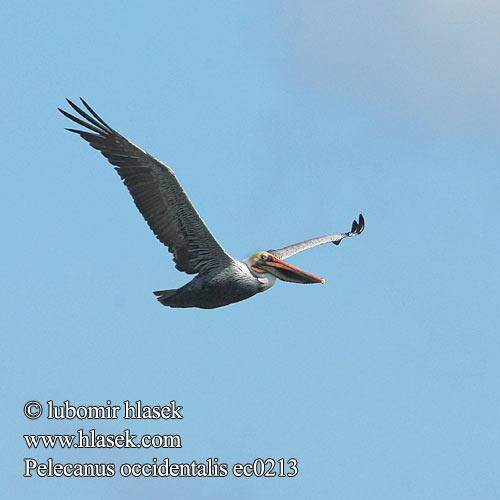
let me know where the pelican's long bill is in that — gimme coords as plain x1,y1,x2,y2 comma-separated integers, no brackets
252,253,325,284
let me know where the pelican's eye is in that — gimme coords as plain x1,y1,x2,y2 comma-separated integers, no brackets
260,253,269,261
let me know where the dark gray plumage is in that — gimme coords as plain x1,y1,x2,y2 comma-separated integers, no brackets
59,98,232,276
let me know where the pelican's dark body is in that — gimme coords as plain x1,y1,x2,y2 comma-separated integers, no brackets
155,262,267,309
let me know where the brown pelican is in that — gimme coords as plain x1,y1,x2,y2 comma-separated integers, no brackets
59,99,365,309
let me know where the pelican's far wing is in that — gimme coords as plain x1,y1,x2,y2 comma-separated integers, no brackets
59,98,234,275
268,214,365,260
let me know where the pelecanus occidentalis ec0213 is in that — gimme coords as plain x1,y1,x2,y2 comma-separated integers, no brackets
59,99,365,309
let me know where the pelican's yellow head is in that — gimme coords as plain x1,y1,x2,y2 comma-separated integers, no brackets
247,251,325,284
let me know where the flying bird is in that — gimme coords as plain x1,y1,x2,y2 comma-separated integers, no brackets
59,99,365,309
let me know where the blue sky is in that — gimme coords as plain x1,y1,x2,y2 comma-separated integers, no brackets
3,1,499,498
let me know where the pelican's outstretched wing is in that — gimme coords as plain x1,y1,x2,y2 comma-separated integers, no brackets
268,214,365,260
59,98,234,275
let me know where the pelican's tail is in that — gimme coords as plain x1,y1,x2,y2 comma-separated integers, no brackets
153,289,178,306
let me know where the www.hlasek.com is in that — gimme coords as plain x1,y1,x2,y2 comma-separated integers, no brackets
23,400,299,479
24,429,181,449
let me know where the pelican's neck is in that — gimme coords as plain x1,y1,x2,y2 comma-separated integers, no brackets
243,257,277,292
